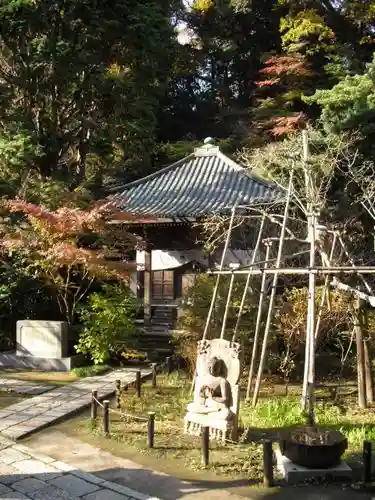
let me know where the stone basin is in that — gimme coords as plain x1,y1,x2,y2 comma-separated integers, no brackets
279,426,348,468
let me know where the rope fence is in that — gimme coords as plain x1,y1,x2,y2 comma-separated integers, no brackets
89,364,214,464
90,364,375,487
90,361,176,448
90,372,279,487
88,363,294,488
90,368,272,467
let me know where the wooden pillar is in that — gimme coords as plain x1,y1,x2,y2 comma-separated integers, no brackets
355,298,367,409
144,246,152,325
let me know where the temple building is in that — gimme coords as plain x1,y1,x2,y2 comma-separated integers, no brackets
109,141,281,347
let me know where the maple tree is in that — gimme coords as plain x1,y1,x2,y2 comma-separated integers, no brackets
253,55,311,139
0,200,137,327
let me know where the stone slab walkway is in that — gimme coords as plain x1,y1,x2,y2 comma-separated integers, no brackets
0,379,55,396
0,368,151,441
0,435,158,499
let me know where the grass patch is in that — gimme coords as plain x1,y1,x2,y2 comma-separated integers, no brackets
84,372,265,481
71,365,111,378
67,372,375,482
240,396,375,460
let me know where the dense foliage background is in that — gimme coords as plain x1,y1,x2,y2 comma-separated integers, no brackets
1,0,375,367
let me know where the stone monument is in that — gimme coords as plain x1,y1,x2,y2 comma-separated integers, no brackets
0,321,83,371
184,338,242,442
17,320,69,358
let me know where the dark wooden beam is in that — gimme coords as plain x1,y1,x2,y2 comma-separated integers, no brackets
143,246,152,325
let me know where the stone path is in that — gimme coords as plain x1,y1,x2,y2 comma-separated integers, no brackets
26,430,373,500
24,430,248,500
0,435,158,499
0,368,151,441
0,379,54,396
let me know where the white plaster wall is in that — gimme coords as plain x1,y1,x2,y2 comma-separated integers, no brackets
129,271,138,295
136,249,208,270
136,248,257,271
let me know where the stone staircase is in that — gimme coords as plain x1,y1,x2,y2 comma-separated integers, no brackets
136,306,177,362
151,305,177,327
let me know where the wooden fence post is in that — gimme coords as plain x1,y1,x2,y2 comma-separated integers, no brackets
116,380,121,409
91,390,98,420
103,400,110,435
148,412,155,448
363,440,372,483
202,426,209,466
263,440,273,487
135,370,141,398
151,363,157,388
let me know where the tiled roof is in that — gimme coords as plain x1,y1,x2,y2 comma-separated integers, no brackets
110,144,284,218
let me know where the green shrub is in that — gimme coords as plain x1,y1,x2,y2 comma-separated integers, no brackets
75,283,138,364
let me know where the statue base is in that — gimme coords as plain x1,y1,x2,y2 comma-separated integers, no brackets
184,411,235,443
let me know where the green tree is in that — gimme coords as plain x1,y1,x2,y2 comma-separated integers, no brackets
304,55,375,137
250,1,375,142
0,0,175,189
158,0,281,148
278,0,375,66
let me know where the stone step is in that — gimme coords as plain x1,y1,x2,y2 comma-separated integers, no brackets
140,331,171,338
152,311,173,314
151,313,174,318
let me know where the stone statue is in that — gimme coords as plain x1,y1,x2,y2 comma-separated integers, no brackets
184,339,242,442
187,356,233,420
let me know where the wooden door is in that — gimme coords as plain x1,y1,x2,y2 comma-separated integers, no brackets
152,270,174,299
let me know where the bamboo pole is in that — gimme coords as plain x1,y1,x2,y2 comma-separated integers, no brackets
226,249,310,271
363,306,374,403
246,242,272,401
355,297,367,409
231,215,266,343
252,170,294,407
301,131,312,410
314,233,338,340
330,278,375,305
220,272,235,340
202,206,236,341
337,233,373,295
207,266,375,276
364,339,374,404
304,210,317,421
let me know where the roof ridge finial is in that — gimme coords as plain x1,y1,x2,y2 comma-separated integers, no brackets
195,137,219,156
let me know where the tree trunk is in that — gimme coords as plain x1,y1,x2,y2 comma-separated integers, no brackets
354,298,367,408
364,339,374,404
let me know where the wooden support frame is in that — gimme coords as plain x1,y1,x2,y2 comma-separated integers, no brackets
198,130,375,417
